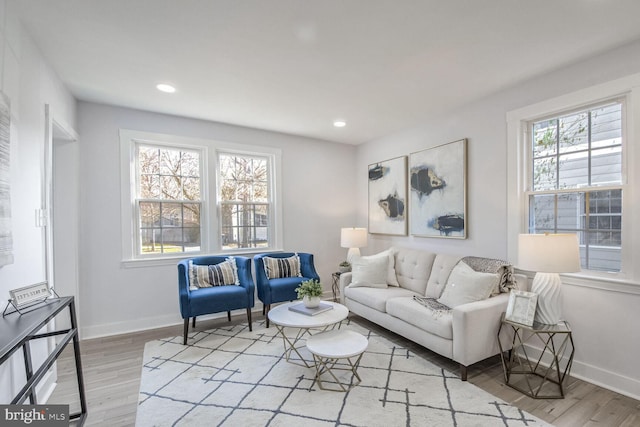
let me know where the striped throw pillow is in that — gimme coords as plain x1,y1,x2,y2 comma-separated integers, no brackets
188,258,239,289
263,254,302,279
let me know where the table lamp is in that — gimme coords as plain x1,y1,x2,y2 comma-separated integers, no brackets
341,227,368,264
518,233,581,325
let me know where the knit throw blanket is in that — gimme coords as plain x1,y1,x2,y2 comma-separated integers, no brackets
460,256,517,292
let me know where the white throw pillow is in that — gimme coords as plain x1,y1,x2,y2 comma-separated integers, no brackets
350,253,389,288
437,261,498,308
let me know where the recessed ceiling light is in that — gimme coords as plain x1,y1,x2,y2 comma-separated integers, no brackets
156,83,176,93
333,120,346,128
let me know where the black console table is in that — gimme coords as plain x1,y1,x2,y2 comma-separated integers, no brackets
0,296,87,424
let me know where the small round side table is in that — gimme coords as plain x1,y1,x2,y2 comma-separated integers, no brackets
306,329,368,392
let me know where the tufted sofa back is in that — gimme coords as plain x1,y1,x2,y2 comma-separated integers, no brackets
393,248,436,294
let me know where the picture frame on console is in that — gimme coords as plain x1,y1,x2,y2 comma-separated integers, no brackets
409,138,467,238
368,156,407,235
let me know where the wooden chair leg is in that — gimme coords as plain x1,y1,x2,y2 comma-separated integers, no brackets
247,308,252,331
183,319,189,345
265,304,271,328
192,317,196,327
460,364,468,381
262,304,266,315
227,311,231,322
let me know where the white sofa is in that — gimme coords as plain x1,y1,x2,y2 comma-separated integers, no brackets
339,247,524,380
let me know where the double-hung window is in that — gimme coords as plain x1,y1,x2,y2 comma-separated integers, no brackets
120,129,282,263
217,153,270,250
508,75,640,283
527,101,623,272
136,144,202,255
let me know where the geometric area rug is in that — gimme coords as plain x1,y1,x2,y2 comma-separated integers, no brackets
136,319,550,427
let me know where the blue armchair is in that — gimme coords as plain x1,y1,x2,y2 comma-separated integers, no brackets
254,252,320,327
178,256,255,344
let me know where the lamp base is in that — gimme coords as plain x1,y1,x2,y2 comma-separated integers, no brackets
346,248,361,264
531,272,563,325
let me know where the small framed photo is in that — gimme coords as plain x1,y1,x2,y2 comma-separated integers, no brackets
505,290,538,326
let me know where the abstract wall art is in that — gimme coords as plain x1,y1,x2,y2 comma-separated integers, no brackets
409,139,467,238
0,91,12,267
368,156,407,235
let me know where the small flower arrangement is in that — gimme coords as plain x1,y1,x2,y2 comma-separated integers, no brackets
295,279,323,299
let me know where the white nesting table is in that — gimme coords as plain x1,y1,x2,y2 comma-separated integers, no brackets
306,329,368,392
268,301,349,367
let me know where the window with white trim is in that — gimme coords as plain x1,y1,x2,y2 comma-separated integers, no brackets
527,101,623,272
120,129,282,263
218,152,270,250
136,144,202,255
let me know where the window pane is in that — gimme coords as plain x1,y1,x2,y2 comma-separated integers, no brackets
529,194,555,232
141,229,161,254
140,202,160,227
162,203,182,227
532,157,557,191
558,153,588,189
558,112,588,154
532,119,557,157
138,147,159,174
556,192,582,230
161,175,181,199
591,147,622,185
180,151,200,177
591,103,622,148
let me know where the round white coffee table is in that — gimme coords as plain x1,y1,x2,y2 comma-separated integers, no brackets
268,301,349,367
306,329,368,392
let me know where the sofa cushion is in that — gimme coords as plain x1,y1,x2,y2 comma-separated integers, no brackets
344,286,417,312
394,249,436,294
437,261,498,308
386,297,453,340
425,254,462,298
351,253,389,288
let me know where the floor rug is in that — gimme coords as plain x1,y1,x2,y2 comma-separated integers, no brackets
137,319,549,427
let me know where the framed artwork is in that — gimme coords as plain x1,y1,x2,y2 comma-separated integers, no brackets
368,156,407,235
505,290,538,326
409,139,467,238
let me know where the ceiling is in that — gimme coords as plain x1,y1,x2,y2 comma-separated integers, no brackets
14,0,640,145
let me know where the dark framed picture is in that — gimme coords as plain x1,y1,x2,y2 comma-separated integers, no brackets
409,139,467,238
505,290,538,326
368,156,407,235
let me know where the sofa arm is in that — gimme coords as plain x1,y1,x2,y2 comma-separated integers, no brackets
452,292,510,367
338,272,353,304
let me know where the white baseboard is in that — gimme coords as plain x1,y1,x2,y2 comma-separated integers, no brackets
519,343,640,401
80,307,263,340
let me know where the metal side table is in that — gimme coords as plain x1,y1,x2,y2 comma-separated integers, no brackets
497,312,574,399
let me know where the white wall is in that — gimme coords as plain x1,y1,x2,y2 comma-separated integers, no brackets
356,40,640,399
0,1,77,404
76,102,357,338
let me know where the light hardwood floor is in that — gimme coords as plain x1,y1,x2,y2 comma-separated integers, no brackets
50,314,640,426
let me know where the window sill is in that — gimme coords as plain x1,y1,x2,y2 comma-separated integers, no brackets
121,248,284,269
516,269,640,295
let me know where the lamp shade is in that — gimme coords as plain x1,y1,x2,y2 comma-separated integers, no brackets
340,228,368,249
518,233,581,273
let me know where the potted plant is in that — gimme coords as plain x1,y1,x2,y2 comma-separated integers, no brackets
295,279,323,308
339,261,351,273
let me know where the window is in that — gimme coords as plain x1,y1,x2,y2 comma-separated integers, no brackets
218,153,270,250
120,130,282,264
136,145,202,255
527,102,623,271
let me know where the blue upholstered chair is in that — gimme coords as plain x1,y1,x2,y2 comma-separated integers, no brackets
254,252,320,327
178,256,255,344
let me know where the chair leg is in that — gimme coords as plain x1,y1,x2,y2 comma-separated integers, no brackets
183,319,189,345
460,364,468,381
247,308,252,331
262,304,266,315
265,304,271,328
227,311,231,322
192,317,196,327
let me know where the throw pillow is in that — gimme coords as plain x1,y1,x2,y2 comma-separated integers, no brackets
189,257,239,289
437,261,498,308
263,254,302,279
350,253,389,288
